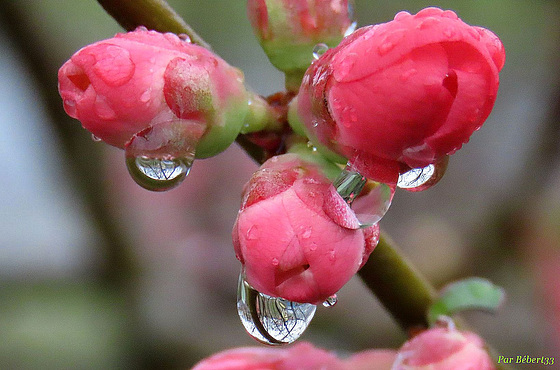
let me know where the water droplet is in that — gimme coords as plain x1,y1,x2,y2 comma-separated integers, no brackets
63,99,77,117
140,89,151,103
378,40,395,55
394,11,411,21
328,250,336,261
309,242,317,251
271,258,279,266
335,53,357,81
178,33,192,43
302,227,312,239
344,21,357,37
322,294,338,308
443,27,456,39
91,134,102,142
246,225,259,240
312,43,328,60
397,156,449,192
331,164,395,227
124,119,204,191
398,164,434,189
94,96,117,120
237,269,316,345
400,68,417,81
126,156,191,192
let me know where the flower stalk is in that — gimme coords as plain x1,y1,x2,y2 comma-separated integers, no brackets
358,233,437,332
97,0,210,49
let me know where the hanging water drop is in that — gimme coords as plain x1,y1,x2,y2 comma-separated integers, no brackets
322,294,338,308
312,43,328,60
237,269,316,345
126,156,191,191
397,164,434,189
91,134,102,142
397,156,449,192
124,119,205,191
331,163,395,227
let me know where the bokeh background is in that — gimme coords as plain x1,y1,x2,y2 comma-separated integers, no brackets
0,0,559,368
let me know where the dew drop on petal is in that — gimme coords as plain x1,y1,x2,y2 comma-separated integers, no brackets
331,164,394,227
322,294,338,308
236,269,316,345
246,225,259,240
63,99,77,117
301,227,312,239
178,33,192,43
140,89,151,103
312,43,329,60
394,11,411,21
378,40,395,55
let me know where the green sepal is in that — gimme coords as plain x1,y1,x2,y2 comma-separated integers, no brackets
427,277,505,326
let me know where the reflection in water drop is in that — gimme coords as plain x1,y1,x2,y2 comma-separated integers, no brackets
344,21,357,37
397,164,435,189
124,119,204,191
237,269,316,345
312,43,329,60
125,156,192,192
322,294,338,308
331,164,394,227
397,156,449,192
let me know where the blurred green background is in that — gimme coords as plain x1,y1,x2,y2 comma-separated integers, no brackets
0,1,559,368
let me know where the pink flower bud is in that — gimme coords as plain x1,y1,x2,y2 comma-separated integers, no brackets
233,153,379,304
247,0,354,74
58,28,248,158
295,7,505,183
345,349,398,370
394,327,494,369
192,342,344,369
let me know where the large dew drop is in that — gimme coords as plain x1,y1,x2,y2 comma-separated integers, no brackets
312,43,328,60
124,119,205,191
331,164,395,227
237,269,316,345
397,156,449,192
125,156,191,191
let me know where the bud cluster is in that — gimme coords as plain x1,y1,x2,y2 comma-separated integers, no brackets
57,1,505,365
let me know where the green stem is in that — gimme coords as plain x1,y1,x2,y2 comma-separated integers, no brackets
284,70,306,94
358,233,437,332
96,0,211,49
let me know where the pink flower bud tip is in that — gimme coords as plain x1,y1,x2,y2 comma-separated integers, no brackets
296,7,505,183
58,27,248,158
394,327,494,369
233,154,379,304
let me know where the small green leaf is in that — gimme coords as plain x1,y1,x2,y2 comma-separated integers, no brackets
427,277,505,326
